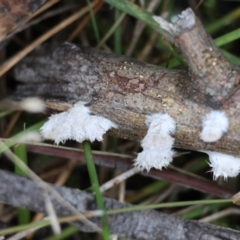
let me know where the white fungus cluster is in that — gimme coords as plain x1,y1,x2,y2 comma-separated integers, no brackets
134,113,176,171
199,110,240,180
200,110,229,142
202,151,240,180
40,102,117,144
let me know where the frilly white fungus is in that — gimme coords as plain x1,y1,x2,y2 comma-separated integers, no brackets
202,151,240,180
134,113,176,171
40,102,117,144
200,110,229,142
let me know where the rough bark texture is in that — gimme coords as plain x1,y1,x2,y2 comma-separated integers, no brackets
0,169,239,240
11,10,240,157
12,40,240,157
155,9,240,107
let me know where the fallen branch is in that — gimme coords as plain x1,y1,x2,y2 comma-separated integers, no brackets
11,7,240,157
0,169,239,240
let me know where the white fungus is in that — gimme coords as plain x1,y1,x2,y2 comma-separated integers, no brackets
202,151,240,180
40,102,117,144
17,131,43,143
20,97,46,113
134,113,176,171
200,110,229,142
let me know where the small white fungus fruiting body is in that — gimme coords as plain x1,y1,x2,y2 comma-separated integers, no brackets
202,150,240,180
134,113,176,171
40,102,117,144
200,110,229,142
20,97,46,113
17,131,43,143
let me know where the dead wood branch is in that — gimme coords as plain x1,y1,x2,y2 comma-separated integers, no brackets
11,38,240,157
154,8,240,107
0,169,239,240
10,9,240,157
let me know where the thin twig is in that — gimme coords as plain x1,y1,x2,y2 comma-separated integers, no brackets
3,111,21,138
137,31,158,61
200,207,240,223
125,0,160,56
67,1,104,42
6,4,79,41
100,167,140,193
22,142,235,198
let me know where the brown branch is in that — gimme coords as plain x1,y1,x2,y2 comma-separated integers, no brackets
11,39,240,157
26,143,235,198
154,8,240,107
0,169,239,240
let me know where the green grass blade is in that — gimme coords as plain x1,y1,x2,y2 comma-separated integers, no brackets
14,144,30,225
104,0,169,37
214,28,240,47
86,0,100,43
107,199,232,215
104,0,157,26
0,110,13,118
103,0,186,67
127,180,169,203
179,202,230,219
221,49,240,66
114,8,122,54
14,144,28,176
83,141,110,240
45,226,78,240
96,11,126,49
206,7,240,34
0,220,50,236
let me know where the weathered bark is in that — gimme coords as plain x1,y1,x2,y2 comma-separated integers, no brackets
154,9,240,107
0,169,239,240
11,39,240,157
9,8,240,156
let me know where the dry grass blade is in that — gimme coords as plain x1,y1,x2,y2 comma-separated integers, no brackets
0,140,101,232
0,0,98,77
44,193,61,235
200,208,240,223
6,223,43,240
68,0,104,42
31,0,60,18
5,2,77,42
27,160,77,239
100,167,140,193
0,0,48,42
